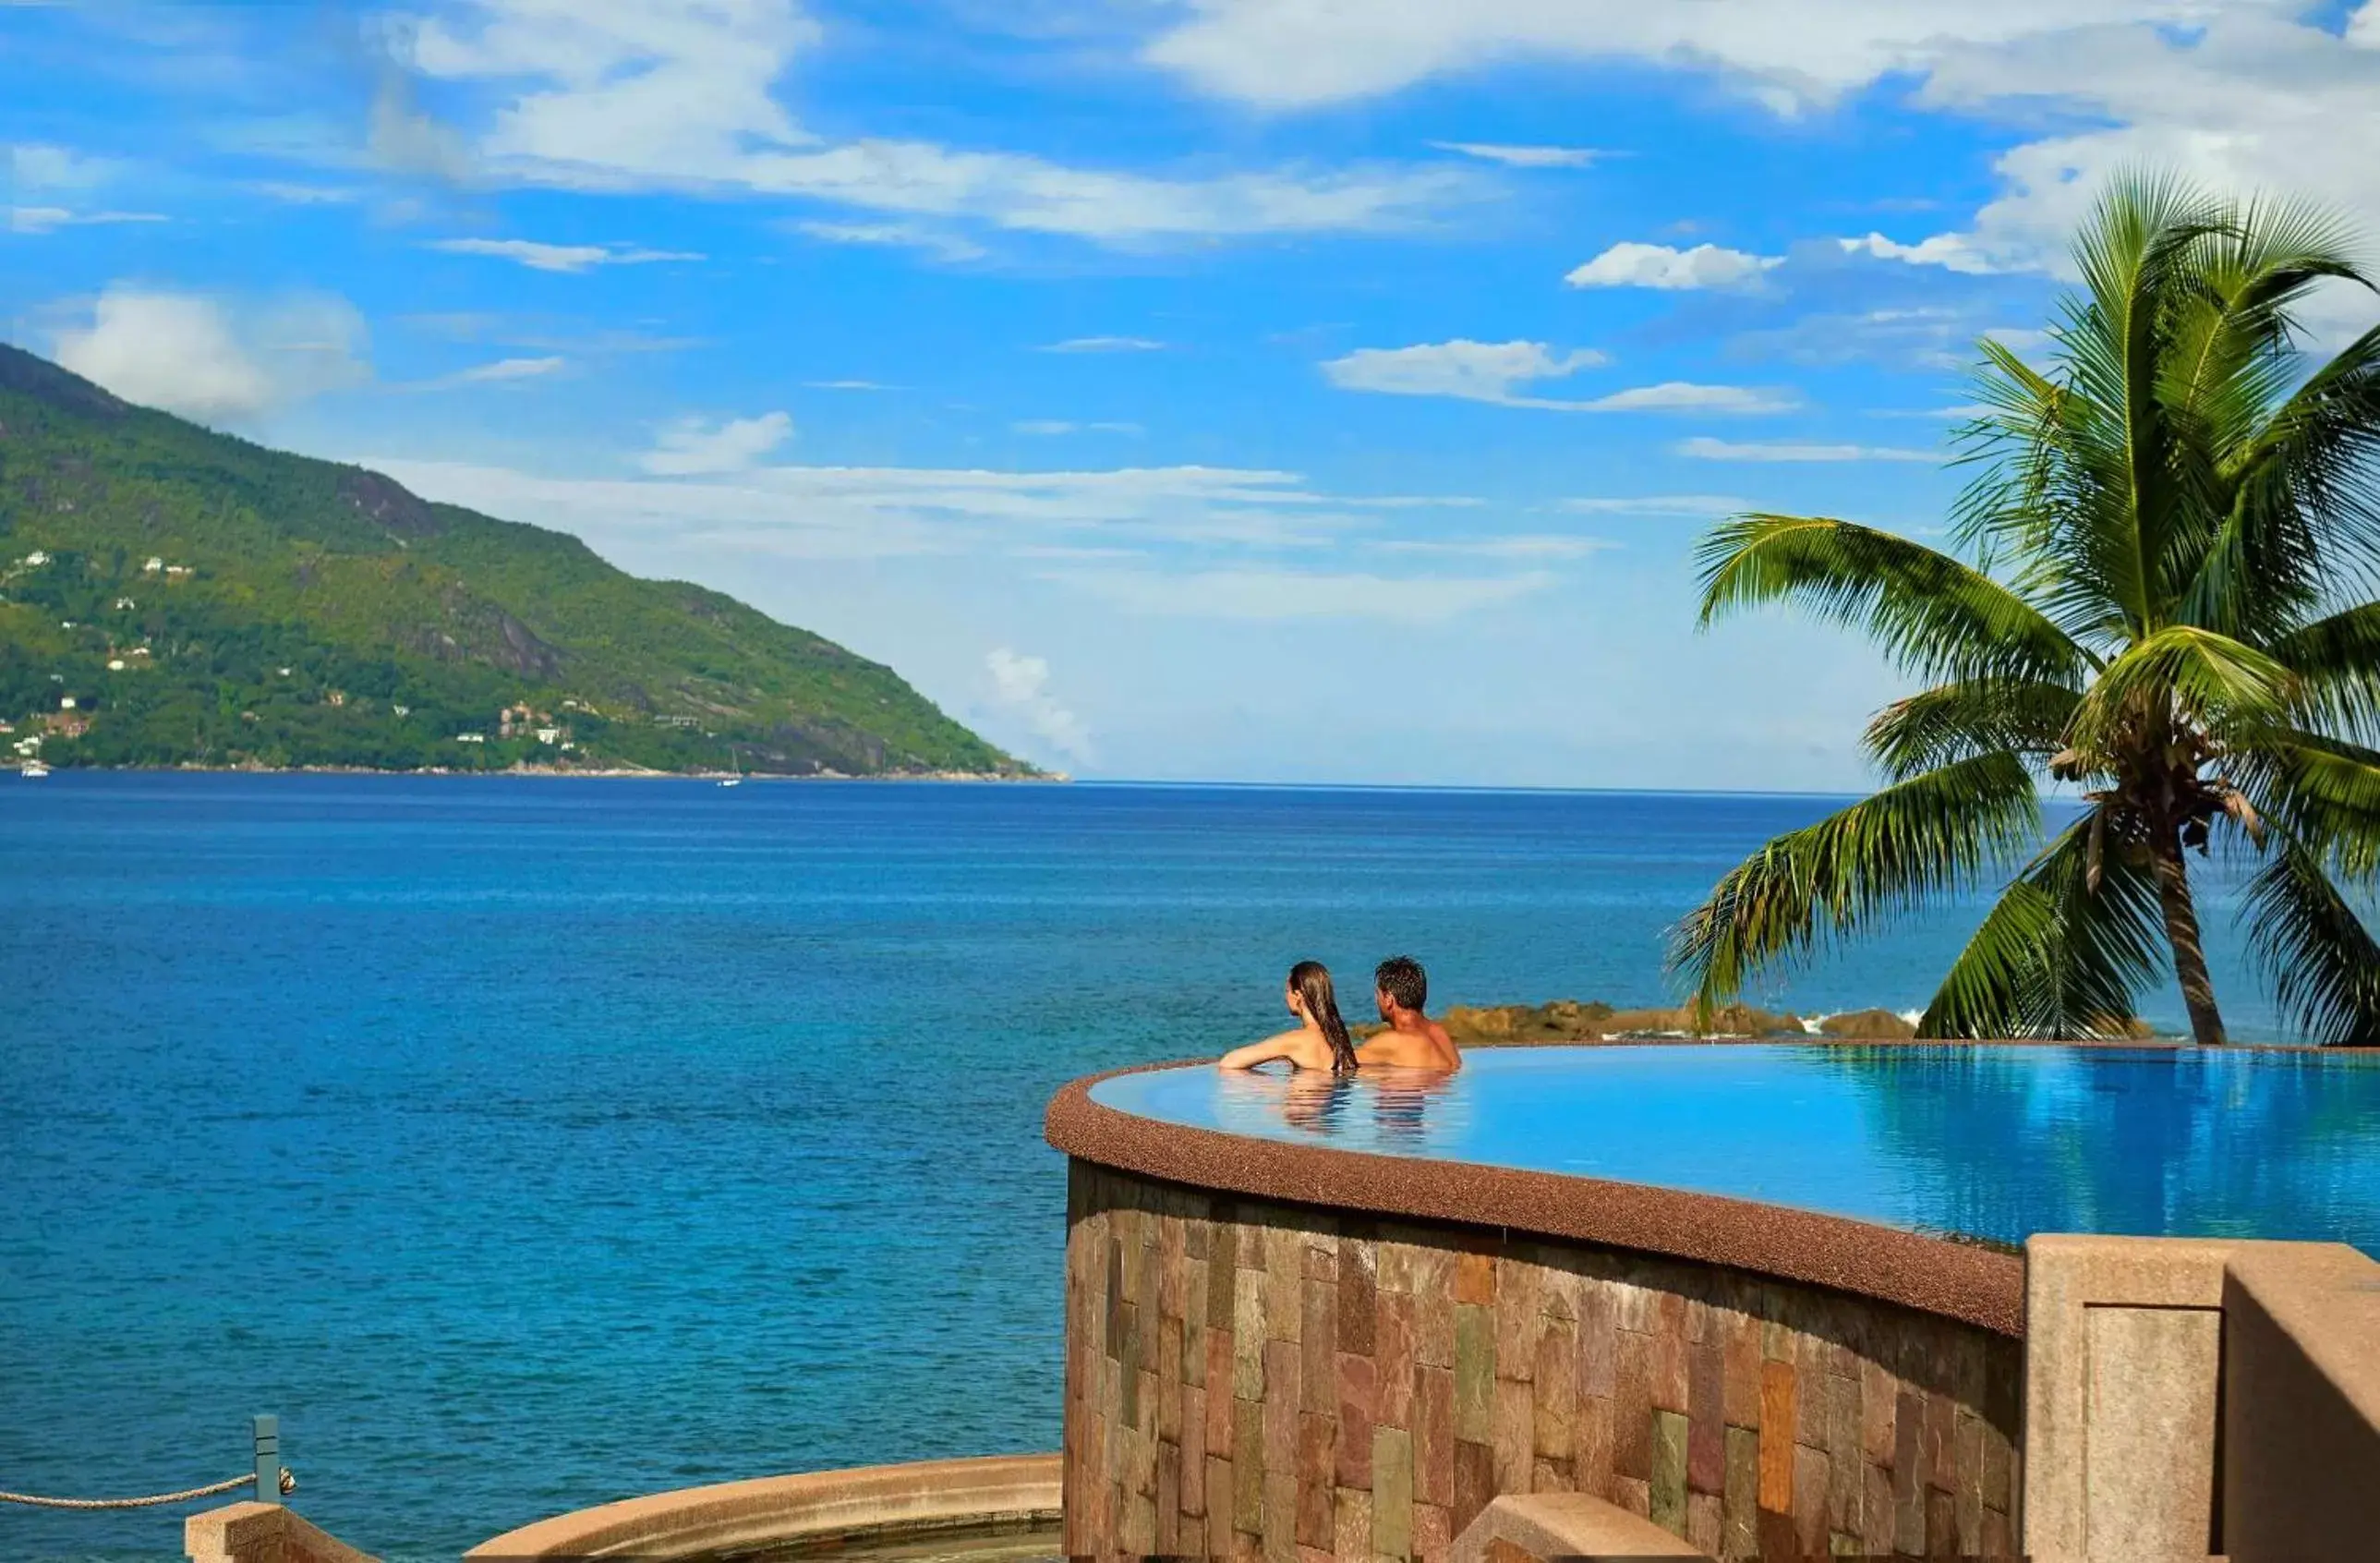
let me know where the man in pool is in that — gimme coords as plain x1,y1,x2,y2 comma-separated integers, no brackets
1356,954,1461,1072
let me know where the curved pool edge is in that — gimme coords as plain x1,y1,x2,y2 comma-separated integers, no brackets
1046,1057,2025,1338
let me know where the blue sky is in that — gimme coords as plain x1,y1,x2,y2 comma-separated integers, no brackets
7,1,2380,785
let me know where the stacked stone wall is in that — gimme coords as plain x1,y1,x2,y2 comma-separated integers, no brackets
1062,1161,2019,1560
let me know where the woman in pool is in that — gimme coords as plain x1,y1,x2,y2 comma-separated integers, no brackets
1218,960,1359,1074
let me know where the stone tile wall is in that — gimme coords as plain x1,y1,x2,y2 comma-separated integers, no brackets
1062,1161,2020,1561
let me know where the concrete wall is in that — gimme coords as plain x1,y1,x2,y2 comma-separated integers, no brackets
1064,1161,2021,1562
464,1454,1059,1561
186,1502,379,1563
2022,1234,2380,1563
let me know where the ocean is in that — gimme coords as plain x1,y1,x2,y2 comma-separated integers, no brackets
0,775,2268,1560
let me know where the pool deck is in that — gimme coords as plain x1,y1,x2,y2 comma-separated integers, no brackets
1048,1059,2024,1337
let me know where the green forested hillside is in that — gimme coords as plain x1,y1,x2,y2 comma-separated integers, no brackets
0,344,1029,776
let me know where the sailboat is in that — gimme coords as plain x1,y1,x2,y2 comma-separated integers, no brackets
719,749,743,788
21,759,49,779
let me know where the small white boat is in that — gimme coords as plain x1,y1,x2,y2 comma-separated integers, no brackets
718,776,742,788
21,760,49,778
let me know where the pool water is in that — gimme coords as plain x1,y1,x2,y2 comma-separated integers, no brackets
1090,1045,2380,1252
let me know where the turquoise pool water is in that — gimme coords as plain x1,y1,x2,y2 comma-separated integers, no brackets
1090,1045,2380,1252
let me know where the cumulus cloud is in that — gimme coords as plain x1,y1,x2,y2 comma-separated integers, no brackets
389,0,1480,245
1322,339,1602,400
640,412,796,476
1137,4,2380,300
1837,231,1999,273
52,285,369,421
1428,141,1604,167
985,648,1093,763
1322,339,1794,414
1674,436,1936,463
428,236,704,272
1565,241,1781,290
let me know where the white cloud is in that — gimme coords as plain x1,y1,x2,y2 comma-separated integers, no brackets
985,647,1093,763
454,355,566,383
1583,382,1800,414
428,236,704,272
1139,1,2223,111
248,181,362,204
1321,339,1603,401
1040,336,1168,353
1056,565,1556,623
7,207,168,235
640,411,796,476
1837,231,1999,274
389,0,1480,244
1379,534,1616,559
9,143,123,192
1428,141,1604,167
359,456,1476,562
1138,3,2380,312
1560,494,1746,516
792,219,987,262
52,285,369,421
1675,436,1937,463
1565,241,1781,290
1322,339,1794,414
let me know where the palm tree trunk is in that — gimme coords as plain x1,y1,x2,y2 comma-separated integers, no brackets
2151,832,2227,1045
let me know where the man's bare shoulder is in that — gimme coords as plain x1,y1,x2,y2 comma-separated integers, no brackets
1359,1027,1456,1069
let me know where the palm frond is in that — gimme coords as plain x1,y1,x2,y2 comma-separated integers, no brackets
2063,624,2299,758
1919,812,2167,1038
2271,600,2380,744
2242,838,2380,1045
1669,754,2040,1012
1862,678,2081,780
2235,732,2380,879
1694,515,2087,684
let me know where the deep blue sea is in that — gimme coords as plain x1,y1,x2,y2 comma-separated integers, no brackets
0,775,2282,1560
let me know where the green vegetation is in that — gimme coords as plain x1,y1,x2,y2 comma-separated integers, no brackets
1671,176,2380,1045
0,343,1029,778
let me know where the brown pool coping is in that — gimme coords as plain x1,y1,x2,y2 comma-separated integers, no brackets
1046,1051,2030,1338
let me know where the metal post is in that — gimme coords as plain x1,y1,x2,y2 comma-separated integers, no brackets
251,1415,281,1507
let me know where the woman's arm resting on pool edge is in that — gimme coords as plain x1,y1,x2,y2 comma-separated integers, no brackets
1218,1036,1294,1070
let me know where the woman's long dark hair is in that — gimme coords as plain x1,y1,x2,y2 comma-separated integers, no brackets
1289,960,1359,1074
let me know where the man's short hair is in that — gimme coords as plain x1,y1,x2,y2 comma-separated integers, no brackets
1375,955,1427,1012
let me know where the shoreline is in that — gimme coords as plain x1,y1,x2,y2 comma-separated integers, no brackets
9,761,1067,782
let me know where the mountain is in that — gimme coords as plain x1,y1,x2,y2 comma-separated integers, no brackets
0,344,1031,778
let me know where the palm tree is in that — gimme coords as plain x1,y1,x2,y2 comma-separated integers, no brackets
1670,176,2380,1045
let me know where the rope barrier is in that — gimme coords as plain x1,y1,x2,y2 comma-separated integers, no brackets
0,1467,293,1510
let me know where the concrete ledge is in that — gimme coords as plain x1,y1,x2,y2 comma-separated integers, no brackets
1449,1493,1710,1562
464,1453,1060,1561
2221,1243,2380,1563
187,1501,381,1563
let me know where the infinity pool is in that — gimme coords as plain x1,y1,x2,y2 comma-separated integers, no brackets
1089,1045,2380,1252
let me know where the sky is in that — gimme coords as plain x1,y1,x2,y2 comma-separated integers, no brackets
6,1,2380,788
